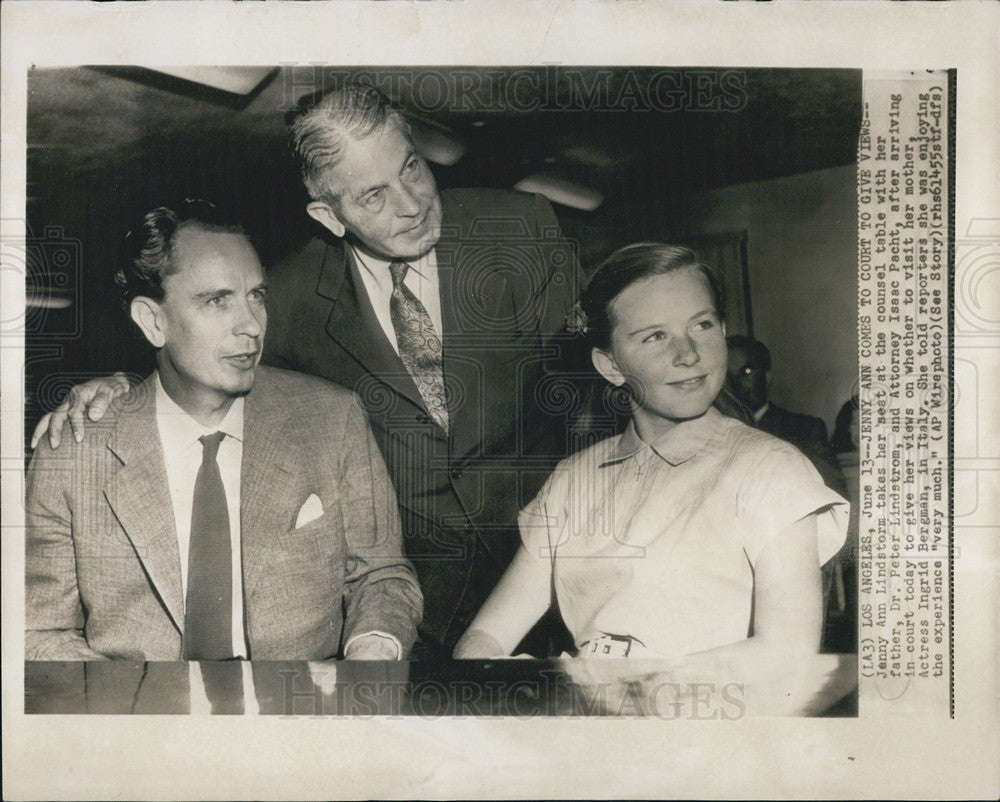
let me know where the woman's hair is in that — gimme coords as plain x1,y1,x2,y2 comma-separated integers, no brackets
831,394,860,452
579,242,752,424
580,244,720,351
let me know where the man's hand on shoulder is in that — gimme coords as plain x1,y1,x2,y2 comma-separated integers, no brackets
31,373,130,449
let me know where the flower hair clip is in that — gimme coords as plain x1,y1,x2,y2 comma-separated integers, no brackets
565,302,588,335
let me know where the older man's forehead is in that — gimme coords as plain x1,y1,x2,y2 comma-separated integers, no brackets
328,121,416,192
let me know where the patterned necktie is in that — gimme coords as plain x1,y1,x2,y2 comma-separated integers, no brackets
184,431,233,660
389,261,449,433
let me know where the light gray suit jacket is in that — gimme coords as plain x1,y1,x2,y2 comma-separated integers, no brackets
25,366,422,661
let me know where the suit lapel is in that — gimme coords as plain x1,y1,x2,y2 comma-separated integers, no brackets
435,195,510,457
317,239,426,411
436,222,477,455
103,377,185,633
314,192,513,449
240,370,297,599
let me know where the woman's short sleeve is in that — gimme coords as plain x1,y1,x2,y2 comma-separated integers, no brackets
518,468,562,562
739,442,850,567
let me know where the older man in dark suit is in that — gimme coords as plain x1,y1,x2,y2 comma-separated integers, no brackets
266,85,582,656
34,85,583,658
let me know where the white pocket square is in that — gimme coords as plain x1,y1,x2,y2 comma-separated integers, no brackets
295,494,324,528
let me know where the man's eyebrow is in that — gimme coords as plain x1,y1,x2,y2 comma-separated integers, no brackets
352,149,418,201
352,180,389,202
193,287,234,301
398,148,418,172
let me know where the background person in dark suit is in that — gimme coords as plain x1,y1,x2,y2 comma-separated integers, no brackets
34,84,583,658
26,202,422,661
726,334,847,497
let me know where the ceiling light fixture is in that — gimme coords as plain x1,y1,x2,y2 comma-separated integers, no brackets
150,67,275,96
514,175,603,212
409,123,465,166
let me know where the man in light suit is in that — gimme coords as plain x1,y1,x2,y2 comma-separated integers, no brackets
33,84,582,658
25,201,422,661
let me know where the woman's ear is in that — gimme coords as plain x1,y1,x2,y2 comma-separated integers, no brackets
306,201,346,238
130,296,166,349
592,347,626,387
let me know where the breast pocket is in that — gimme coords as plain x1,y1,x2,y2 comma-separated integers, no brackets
264,510,346,599
290,508,345,554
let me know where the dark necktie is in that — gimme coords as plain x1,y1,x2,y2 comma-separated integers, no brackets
389,261,449,432
184,431,233,660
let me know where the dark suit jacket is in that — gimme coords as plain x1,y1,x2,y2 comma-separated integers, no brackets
25,367,422,661
757,403,848,497
263,188,582,649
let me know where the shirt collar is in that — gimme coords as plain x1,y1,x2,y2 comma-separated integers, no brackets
351,244,437,288
154,372,245,446
601,407,724,468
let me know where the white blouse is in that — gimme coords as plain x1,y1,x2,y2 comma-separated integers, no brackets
520,407,849,657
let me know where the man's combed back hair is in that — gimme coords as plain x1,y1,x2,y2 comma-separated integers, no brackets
290,83,409,205
114,199,245,310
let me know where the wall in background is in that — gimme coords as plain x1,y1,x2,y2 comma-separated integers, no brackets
670,164,858,432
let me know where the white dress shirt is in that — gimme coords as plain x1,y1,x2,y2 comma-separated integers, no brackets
351,245,444,352
154,374,248,658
